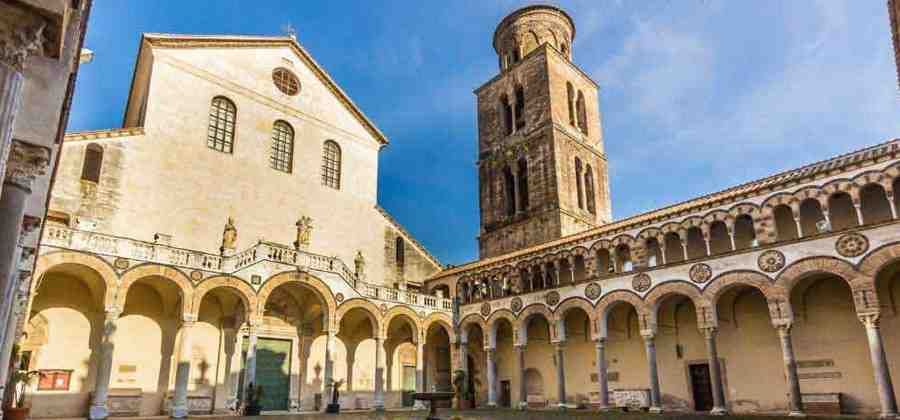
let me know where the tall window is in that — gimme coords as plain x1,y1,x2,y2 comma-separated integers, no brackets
207,96,236,153
500,95,513,136
514,85,525,130
566,82,575,126
503,165,516,216
81,143,103,183
575,157,584,209
270,120,294,173
396,237,406,270
517,158,529,212
576,91,588,135
584,164,596,214
321,140,342,189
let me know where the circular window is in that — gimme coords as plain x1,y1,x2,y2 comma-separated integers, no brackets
272,68,300,96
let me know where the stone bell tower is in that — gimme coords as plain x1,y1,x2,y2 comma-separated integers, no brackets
476,5,611,258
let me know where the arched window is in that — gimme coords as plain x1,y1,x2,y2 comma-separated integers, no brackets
773,205,798,241
574,157,584,209
584,164,596,214
517,158,529,211
500,95,513,136
514,85,525,131
645,238,662,267
799,198,826,236
596,248,613,275
615,245,632,273
321,140,342,189
81,143,103,183
207,96,236,153
686,227,706,259
860,184,892,224
395,237,406,270
664,232,684,263
733,214,756,250
828,192,857,231
503,165,516,216
270,120,294,173
566,82,576,126
576,91,588,135
709,221,730,254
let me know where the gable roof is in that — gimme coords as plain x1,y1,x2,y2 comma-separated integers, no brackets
132,33,389,145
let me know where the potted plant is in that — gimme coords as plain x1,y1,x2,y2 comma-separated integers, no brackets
242,382,263,416
3,369,42,420
452,370,473,410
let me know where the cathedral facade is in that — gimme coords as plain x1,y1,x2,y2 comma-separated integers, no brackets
19,3,900,420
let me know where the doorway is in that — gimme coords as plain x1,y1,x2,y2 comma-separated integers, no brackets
500,380,511,407
689,363,713,411
239,337,292,411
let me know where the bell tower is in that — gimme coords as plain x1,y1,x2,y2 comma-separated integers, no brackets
476,5,611,258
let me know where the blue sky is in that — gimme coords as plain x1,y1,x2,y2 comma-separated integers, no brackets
69,1,900,266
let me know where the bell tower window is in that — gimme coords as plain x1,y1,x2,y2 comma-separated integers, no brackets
500,95,513,136
514,85,525,131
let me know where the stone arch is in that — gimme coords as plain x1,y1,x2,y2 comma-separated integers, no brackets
853,170,890,190
190,275,258,320
554,297,598,340
458,313,485,343
486,309,517,347
822,178,856,203
776,256,875,314
679,216,704,230
381,305,422,342
701,209,732,225
637,227,662,241
33,251,119,310
517,303,555,343
595,290,650,337
762,192,798,212
116,264,194,315
335,298,383,337
703,270,790,323
257,270,336,329
423,312,456,343
859,241,900,278
643,280,713,328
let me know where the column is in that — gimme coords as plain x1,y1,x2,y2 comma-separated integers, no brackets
0,269,29,406
242,323,259,401
860,314,898,418
701,327,727,415
642,332,662,413
822,210,832,231
704,236,712,256
680,238,688,261
555,342,567,408
775,324,804,416
515,344,527,409
567,256,576,284
172,315,197,418
485,346,497,407
322,330,335,410
221,327,238,410
414,339,426,409
794,217,804,238
854,203,864,226
89,308,121,420
595,338,610,410
297,333,312,410
657,237,667,265
887,192,898,220
512,172,521,213
374,336,385,410
727,227,737,251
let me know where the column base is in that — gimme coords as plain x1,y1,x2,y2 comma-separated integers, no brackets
486,402,497,408
788,410,806,417
649,406,663,414
518,402,528,410
413,401,426,410
170,405,189,419
711,406,728,415
88,404,109,420
878,412,898,419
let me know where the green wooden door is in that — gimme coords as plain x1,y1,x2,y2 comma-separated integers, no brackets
243,337,292,411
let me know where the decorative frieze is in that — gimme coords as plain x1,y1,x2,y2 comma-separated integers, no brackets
4,140,50,190
0,6,46,72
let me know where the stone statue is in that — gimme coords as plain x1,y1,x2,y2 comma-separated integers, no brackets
220,217,237,255
294,215,313,249
354,251,366,281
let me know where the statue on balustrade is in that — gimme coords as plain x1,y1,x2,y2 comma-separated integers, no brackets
294,215,313,250
354,250,366,281
221,217,237,255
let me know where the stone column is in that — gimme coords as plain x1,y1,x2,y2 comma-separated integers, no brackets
0,21,44,199
485,346,497,407
172,315,197,418
515,344,526,409
860,314,898,418
414,339,426,409
595,338,610,410
242,323,259,400
727,227,737,251
680,239,688,261
322,330,335,411
854,203,865,226
887,192,898,220
657,236,667,265
221,327,238,410
704,237,712,256
374,336,385,410
642,332,662,413
89,308,121,420
512,172,521,213
822,210,832,231
793,217,804,238
775,324,804,416
701,327,727,414
555,342,567,408
0,268,30,404
297,333,312,410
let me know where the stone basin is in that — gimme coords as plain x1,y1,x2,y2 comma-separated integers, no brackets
413,392,455,420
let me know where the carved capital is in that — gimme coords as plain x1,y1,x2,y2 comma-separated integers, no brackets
774,322,793,337
858,312,880,329
0,5,46,72
4,140,50,191
182,313,199,324
640,329,656,341
700,326,718,340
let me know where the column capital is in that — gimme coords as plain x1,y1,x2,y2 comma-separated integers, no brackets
4,140,50,191
594,337,607,347
104,307,122,320
858,312,880,328
700,326,718,339
773,322,793,336
640,329,656,340
0,11,46,72
182,313,198,324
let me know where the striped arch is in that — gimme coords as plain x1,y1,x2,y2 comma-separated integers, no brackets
381,305,422,342
335,298,383,338
776,256,877,314
486,309,518,347
679,216,704,230
859,241,900,278
703,270,791,323
701,209,731,225
643,280,713,328
590,239,612,253
637,227,662,241
516,303,555,343
33,251,120,311
116,264,194,315
423,312,456,343
595,290,650,338
883,161,900,181
257,271,336,330
458,313,485,344
762,192,798,213
852,170,890,190
191,275,258,320
554,297,598,341
822,179,856,203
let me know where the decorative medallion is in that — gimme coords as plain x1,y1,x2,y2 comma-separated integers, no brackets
114,258,129,270
272,67,301,96
480,302,492,317
510,297,523,313
335,293,345,303
545,291,560,306
380,303,389,313
632,273,651,293
251,275,262,285
836,232,869,258
689,263,712,284
585,282,602,300
189,270,204,281
757,250,786,273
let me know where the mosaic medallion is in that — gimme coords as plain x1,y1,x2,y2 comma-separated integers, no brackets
632,273,651,292
585,282,602,300
114,258,129,270
836,232,869,258
758,250,786,273
189,270,204,281
689,263,712,284
480,302,492,317
335,292,345,303
510,297,523,313
545,291,561,306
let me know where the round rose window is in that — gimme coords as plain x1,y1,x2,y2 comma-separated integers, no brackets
272,67,300,96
